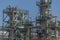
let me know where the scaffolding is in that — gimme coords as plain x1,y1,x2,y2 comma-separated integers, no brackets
2,5,33,40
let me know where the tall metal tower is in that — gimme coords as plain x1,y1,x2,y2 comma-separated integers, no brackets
36,0,52,40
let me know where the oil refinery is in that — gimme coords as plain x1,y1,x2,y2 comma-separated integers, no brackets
0,0,60,40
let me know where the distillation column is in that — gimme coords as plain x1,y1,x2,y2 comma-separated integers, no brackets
36,0,52,40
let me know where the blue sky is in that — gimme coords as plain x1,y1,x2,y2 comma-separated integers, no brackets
0,0,60,26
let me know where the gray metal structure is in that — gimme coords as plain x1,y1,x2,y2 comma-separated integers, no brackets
36,0,60,40
2,5,32,40
36,0,52,40
0,0,60,40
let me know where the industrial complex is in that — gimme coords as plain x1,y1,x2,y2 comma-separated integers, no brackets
0,0,60,40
